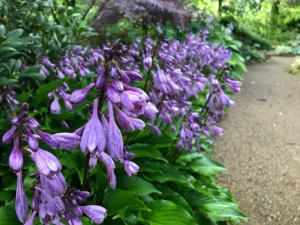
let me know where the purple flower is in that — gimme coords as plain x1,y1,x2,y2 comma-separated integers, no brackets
226,79,242,93
79,205,106,224
112,79,124,92
40,173,66,197
26,118,40,130
80,99,106,154
143,102,158,118
130,118,146,130
106,85,121,104
15,172,29,223
69,83,95,104
25,127,38,151
124,160,139,176
151,124,161,136
209,126,223,136
115,106,135,131
9,138,23,172
98,151,116,188
107,101,123,160
95,70,106,89
143,56,152,70
51,96,61,114
120,91,147,114
38,131,59,148
24,211,37,225
56,68,65,79
123,71,143,81
2,126,16,144
54,133,80,150
30,148,62,177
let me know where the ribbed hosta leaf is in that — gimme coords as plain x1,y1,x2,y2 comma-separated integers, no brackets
141,200,196,225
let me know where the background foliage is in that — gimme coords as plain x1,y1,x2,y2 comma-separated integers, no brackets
3,0,294,224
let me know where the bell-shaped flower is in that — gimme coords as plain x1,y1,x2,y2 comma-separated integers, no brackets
40,173,66,197
38,131,59,149
96,68,106,89
54,133,80,150
80,99,106,154
143,56,152,70
120,91,147,114
124,160,139,176
2,126,16,144
123,71,143,81
26,118,40,130
209,125,223,136
50,96,61,114
15,172,29,223
107,101,124,160
79,205,107,224
24,211,37,225
30,148,62,177
115,106,135,132
9,138,23,172
150,124,161,136
69,83,95,104
25,127,38,151
130,118,146,130
106,85,121,104
143,102,158,119
98,151,116,188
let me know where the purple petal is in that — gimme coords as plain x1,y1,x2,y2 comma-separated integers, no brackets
53,133,80,150
79,205,107,224
9,138,23,172
69,83,95,104
16,172,29,223
38,131,59,149
2,126,16,144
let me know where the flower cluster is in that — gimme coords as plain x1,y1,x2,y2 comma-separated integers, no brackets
0,85,20,110
68,40,158,187
2,103,106,224
1,31,242,224
136,31,242,152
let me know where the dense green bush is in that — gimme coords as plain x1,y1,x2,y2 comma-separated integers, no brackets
0,1,248,225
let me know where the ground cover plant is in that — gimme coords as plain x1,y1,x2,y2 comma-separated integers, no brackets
0,1,249,225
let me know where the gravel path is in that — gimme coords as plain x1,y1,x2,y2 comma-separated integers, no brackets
212,57,300,225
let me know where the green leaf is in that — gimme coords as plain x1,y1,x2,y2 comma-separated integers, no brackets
0,24,6,36
156,185,192,213
0,77,18,86
0,47,17,54
35,81,58,102
128,144,167,162
118,176,161,196
208,209,247,223
143,164,194,188
0,202,22,225
6,29,23,40
103,189,149,215
141,200,196,225
187,154,226,176
18,73,46,79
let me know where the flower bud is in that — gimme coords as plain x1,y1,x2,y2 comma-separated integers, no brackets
15,172,29,223
38,131,59,148
2,126,16,144
106,85,120,104
50,96,61,114
69,83,95,104
25,119,39,133
53,132,80,150
9,138,23,172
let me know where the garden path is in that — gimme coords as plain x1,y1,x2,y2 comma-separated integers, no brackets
212,56,300,225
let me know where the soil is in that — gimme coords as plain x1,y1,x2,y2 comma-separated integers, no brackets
212,56,300,225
